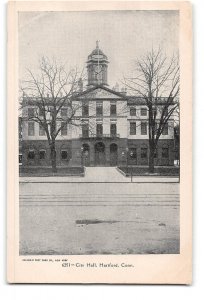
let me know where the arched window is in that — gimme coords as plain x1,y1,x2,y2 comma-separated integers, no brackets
141,147,148,158
61,150,68,160
162,147,169,158
39,149,46,160
28,150,35,159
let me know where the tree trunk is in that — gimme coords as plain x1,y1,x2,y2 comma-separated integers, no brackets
50,142,57,173
149,153,155,173
149,142,155,174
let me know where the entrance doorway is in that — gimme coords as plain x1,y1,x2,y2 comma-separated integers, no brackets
82,144,90,166
110,143,118,166
95,142,105,166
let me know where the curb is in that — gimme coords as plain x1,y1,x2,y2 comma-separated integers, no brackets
116,167,128,177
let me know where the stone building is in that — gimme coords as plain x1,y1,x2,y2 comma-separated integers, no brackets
20,43,175,168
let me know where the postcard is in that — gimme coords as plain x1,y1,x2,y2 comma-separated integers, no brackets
7,1,192,284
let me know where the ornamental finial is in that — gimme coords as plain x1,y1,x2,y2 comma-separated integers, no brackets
96,40,100,49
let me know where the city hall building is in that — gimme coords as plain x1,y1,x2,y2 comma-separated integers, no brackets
20,44,175,168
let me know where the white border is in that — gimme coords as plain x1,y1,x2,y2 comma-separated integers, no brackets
1,0,204,298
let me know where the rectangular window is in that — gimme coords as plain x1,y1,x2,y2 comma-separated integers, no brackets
61,122,67,136
162,123,168,135
141,108,147,116
96,124,103,136
28,150,35,160
130,107,136,116
162,147,169,158
61,150,68,160
82,104,89,117
39,124,46,136
110,104,117,116
110,124,117,136
130,122,136,135
82,124,89,138
141,148,148,158
61,108,68,117
28,107,35,117
39,150,46,160
96,104,103,116
28,122,35,136
141,122,147,135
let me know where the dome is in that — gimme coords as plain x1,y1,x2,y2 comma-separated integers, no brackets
91,48,105,56
87,41,108,61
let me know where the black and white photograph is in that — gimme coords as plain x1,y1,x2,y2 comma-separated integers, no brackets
18,9,180,256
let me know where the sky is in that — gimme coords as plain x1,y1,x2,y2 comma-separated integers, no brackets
19,10,179,89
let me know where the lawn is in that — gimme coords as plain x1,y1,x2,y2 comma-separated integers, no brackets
117,166,180,177
19,166,85,177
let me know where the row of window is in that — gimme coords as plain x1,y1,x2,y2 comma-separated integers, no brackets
129,122,168,135
26,147,169,160
28,121,169,137
130,107,147,116
128,147,169,159
28,106,168,118
28,107,69,118
130,107,169,117
27,149,70,160
82,123,117,138
28,122,116,137
28,123,46,136
82,123,168,138
28,104,117,119
82,103,117,117
28,122,68,136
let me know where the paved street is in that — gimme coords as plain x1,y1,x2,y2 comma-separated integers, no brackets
20,181,179,255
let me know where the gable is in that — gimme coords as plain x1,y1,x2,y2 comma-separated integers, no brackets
74,86,126,100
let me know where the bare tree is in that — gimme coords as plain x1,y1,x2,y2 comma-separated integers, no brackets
20,57,85,173
124,48,179,173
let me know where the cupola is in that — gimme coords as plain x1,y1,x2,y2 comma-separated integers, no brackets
87,41,109,87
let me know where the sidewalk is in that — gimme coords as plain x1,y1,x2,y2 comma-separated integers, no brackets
19,167,179,183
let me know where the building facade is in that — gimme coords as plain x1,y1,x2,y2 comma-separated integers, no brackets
20,43,175,168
